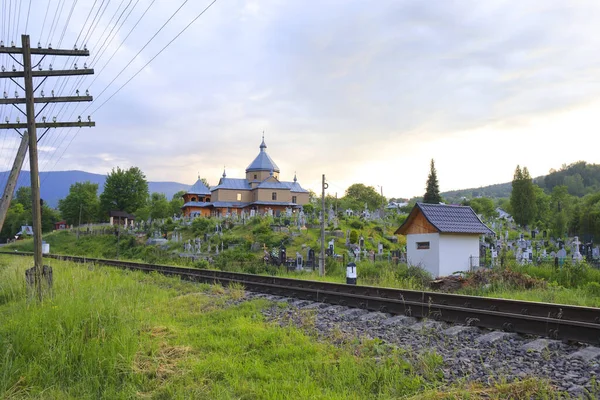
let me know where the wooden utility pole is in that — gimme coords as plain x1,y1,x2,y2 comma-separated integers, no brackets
0,35,95,300
76,203,82,240
0,131,28,231
319,174,328,276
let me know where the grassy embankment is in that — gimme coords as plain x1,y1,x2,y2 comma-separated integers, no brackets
0,255,560,399
6,226,600,308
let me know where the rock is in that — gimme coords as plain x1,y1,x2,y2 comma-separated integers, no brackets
381,315,417,327
358,312,390,322
521,339,560,353
475,331,518,344
442,325,480,338
409,320,444,332
569,346,600,362
339,308,368,320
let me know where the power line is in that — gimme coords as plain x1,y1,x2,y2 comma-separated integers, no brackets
92,0,217,113
44,0,219,179
88,0,155,87
40,0,151,174
91,0,193,103
46,0,67,46
39,0,53,43
24,0,32,33
57,0,79,47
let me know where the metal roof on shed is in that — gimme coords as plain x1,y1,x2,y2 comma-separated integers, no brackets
395,203,494,235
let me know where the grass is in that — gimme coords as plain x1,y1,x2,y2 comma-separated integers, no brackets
7,227,600,309
0,255,565,399
0,255,436,399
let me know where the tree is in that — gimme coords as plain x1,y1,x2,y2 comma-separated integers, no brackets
423,159,442,204
100,167,149,215
41,205,61,233
468,197,497,219
58,181,100,225
14,186,32,209
510,165,537,226
149,192,170,219
343,183,386,211
170,190,185,216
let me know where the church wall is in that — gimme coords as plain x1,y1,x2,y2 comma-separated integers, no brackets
183,193,210,203
246,170,279,181
292,192,309,205
182,206,211,218
213,189,252,202
255,188,292,202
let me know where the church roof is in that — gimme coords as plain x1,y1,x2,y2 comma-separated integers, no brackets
211,178,252,191
186,178,211,195
246,137,280,173
288,181,308,193
256,178,309,193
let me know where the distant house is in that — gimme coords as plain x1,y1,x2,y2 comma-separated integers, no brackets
496,208,512,221
394,203,494,277
109,211,135,226
15,225,34,238
54,220,67,230
386,201,408,210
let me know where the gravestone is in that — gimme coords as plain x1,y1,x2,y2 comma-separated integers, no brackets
359,236,365,250
328,239,335,255
572,236,583,262
296,252,303,270
377,242,383,255
250,209,256,217
307,248,315,268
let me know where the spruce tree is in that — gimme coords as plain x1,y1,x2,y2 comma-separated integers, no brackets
423,159,442,204
510,165,537,226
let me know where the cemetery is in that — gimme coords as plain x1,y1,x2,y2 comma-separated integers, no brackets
7,192,600,308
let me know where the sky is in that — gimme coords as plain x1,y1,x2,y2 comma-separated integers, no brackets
1,0,600,199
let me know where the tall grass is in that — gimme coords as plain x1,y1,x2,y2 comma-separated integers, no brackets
0,255,449,399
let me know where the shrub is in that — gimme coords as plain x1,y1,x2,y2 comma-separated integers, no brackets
194,259,210,269
585,282,600,296
349,230,358,244
350,220,364,230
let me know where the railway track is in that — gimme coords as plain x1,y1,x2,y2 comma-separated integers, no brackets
4,251,600,344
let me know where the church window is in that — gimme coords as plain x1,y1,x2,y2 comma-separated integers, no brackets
272,192,277,200
237,193,242,201
292,196,297,204
254,174,257,179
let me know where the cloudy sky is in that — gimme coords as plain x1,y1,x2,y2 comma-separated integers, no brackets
1,0,599,199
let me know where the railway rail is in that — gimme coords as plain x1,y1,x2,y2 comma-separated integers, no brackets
4,251,600,344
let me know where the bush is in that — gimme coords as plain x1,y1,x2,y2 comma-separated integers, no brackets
349,230,358,244
191,218,216,235
350,220,364,230
585,282,600,296
194,259,210,269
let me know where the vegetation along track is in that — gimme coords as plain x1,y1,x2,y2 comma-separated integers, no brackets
6,251,600,345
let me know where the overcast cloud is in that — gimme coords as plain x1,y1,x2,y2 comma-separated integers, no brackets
1,0,599,198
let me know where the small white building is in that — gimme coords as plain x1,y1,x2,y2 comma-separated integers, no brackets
395,203,494,277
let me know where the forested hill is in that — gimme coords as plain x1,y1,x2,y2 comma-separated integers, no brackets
441,161,600,200
0,170,190,208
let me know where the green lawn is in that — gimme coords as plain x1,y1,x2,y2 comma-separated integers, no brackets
0,255,562,399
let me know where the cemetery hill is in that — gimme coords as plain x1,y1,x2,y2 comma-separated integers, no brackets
3,147,600,397
3,153,600,305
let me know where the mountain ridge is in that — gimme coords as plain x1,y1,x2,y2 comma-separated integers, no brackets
0,170,191,208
